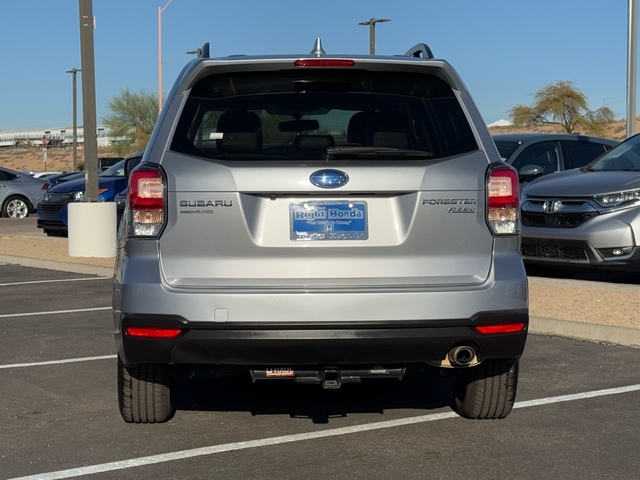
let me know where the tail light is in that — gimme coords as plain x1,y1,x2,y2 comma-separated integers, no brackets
41,183,49,190
128,164,166,237
487,164,519,235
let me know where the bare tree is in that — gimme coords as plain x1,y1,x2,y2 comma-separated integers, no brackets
103,89,159,155
509,81,614,135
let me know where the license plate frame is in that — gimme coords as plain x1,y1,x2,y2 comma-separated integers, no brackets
290,200,368,241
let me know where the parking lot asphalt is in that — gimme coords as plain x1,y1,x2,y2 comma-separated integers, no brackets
1,217,639,349
1,263,640,479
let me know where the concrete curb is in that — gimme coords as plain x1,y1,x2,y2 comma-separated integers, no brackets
2,253,639,349
529,316,640,348
0,254,113,277
528,275,640,293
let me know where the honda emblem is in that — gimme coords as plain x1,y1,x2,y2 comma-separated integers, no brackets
543,200,562,214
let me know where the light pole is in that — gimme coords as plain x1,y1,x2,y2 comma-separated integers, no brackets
158,0,173,112
358,18,390,55
79,0,98,201
66,68,81,171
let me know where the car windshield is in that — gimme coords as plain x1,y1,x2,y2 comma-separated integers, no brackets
589,134,640,171
493,141,520,162
171,70,478,161
100,159,125,176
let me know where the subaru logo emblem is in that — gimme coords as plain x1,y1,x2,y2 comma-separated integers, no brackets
310,169,349,188
543,200,562,214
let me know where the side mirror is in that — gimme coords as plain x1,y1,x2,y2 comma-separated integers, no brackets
124,155,143,178
518,164,544,177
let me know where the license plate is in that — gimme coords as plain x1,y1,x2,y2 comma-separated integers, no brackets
290,201,368,241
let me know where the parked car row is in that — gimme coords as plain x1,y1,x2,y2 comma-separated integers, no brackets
35,152,143,236
520,132,640,274
0,152,143,239
492,132,640,275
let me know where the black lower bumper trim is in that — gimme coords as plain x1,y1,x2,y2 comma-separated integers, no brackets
116,310,529,366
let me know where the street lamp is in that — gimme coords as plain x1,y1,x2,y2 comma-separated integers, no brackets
66,68,81,171
358,18,391,55
158,0,173,112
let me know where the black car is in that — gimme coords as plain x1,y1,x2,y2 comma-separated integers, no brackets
493,133,618,186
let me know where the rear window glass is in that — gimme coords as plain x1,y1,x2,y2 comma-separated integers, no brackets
171,70,477,160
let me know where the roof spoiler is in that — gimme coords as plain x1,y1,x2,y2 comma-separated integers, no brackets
404,43,434,59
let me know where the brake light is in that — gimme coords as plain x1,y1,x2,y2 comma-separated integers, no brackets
474,323,526,335
125,327,183,338
129,164,165,237
487,164,519,235
294,59,355,67
41,183,49,190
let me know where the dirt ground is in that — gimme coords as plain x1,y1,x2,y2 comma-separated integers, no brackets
0,146,128,173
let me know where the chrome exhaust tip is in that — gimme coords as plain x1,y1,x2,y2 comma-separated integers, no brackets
447,346,477,366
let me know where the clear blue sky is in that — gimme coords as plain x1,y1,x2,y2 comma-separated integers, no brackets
0,0,632,131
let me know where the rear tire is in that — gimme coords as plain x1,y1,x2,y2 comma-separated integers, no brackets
2,196,30,218
452,358,519,419
117,355,174,423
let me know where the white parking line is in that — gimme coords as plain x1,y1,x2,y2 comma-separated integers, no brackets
0,306,111,319
0,277,110,287
0,355,116,370
7,384,640,480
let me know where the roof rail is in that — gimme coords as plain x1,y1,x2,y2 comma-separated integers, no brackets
404,43,434,59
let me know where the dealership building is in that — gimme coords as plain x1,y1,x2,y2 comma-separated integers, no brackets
0,127,113,148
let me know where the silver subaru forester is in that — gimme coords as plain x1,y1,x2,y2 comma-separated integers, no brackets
113,39,528,423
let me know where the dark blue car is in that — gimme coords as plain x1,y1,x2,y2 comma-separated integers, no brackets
36,158,129,237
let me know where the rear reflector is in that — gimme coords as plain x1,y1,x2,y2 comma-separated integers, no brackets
125,327,183,338
294,59,355,67
474,323,526,335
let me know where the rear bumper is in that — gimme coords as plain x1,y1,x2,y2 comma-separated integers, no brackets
115,309,528,366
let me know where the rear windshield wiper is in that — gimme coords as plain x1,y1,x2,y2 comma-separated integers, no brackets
324,146,434,160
